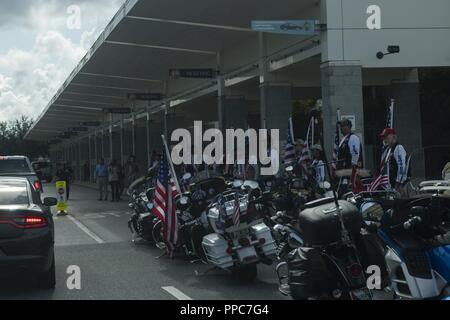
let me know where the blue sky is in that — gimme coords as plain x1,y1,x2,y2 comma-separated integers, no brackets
0,0,124,122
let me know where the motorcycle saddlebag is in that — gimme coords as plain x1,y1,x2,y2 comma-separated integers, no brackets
287,247,334,299
298,200,361,246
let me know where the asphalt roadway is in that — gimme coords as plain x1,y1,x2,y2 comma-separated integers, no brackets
0,183,289,300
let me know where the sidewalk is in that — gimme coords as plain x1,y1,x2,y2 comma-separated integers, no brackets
74,181,131,201
74,181,98,190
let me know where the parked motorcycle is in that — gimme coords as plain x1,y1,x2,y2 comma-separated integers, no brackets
275,109,380,300
127,165,160,242
153,175,277,282
351,191,450,299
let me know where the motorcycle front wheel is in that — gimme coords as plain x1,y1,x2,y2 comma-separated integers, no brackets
152,220,164,245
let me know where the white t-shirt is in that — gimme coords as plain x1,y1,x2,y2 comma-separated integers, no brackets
311,159,325,183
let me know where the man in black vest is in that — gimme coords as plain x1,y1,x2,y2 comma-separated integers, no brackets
337,119,364,194
378,128,409,195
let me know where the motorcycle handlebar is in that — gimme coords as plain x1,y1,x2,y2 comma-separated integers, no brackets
403,216,423,230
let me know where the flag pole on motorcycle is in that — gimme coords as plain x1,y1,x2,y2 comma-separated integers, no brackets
151,135,181,257
331,108,341,177
161,134,181,195
387,99,395,129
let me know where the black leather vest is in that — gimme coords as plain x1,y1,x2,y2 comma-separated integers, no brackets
337,133,363,170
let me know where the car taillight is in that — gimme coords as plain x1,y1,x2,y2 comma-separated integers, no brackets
0,216,48,229
34,180,41,191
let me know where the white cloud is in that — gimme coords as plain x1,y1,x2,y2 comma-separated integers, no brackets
0,30,86,122
0,0,124,122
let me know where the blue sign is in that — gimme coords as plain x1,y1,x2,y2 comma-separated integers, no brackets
251,20,319,35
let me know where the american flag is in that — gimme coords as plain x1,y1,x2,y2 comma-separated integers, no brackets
331,112,341,175
215,194,227,232
152,151,178,255
284,117,296,163
368,173,389,192
368,152,390,191
382,100,395,157
299,117,313,175
233,192,241,226
386,99,394,129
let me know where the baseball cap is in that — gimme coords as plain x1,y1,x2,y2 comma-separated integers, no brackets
340,119,352,127
295,139,305,146
311,144,323,152
379,128,396,138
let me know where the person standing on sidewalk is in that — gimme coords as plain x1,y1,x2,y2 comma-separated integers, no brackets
56,163,73,200
117,161,125,200
108,159,120,202
95,158,109,201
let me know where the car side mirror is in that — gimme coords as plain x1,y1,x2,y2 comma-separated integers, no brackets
43,197,58,207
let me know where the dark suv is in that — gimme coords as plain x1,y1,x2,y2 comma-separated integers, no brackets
0,177,57,288
0,156,43,193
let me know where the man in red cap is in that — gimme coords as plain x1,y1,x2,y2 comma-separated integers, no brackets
378,128,410,195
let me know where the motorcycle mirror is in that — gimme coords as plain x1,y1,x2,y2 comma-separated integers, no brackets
180,196,190,205
285,166,294,173
182,173,192,181
243,180,259,190
319,181,331,189
233,180,244,188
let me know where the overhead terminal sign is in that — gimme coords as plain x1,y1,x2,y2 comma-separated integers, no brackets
80,121,101,127
105,108,132,114
70,127,89,132
127,93,164,101
169,69,216,79
251,20,319,35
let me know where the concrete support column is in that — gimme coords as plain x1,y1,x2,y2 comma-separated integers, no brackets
88,135,93,183
219,96,248,130
146,113,151,167
135,120,148,174
260,83,292,140
120,121,124,166
109,125,114,161
94,132,98,162
217,52,226,132
132,117,136,156
101,130,105,161
390,69,425,178
78,140,82,181
321,61,365,163
123,122,133,161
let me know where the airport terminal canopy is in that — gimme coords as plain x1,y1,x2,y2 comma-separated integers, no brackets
26,0,317,141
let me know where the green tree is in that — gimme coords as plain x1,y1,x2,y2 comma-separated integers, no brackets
0,116,49,160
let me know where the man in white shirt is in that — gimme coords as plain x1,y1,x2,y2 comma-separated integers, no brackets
310,144,325,184
378,128,409,195
337,119,364,194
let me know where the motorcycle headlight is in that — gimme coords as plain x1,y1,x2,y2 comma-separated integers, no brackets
360,201,384,222
287,233,304,249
